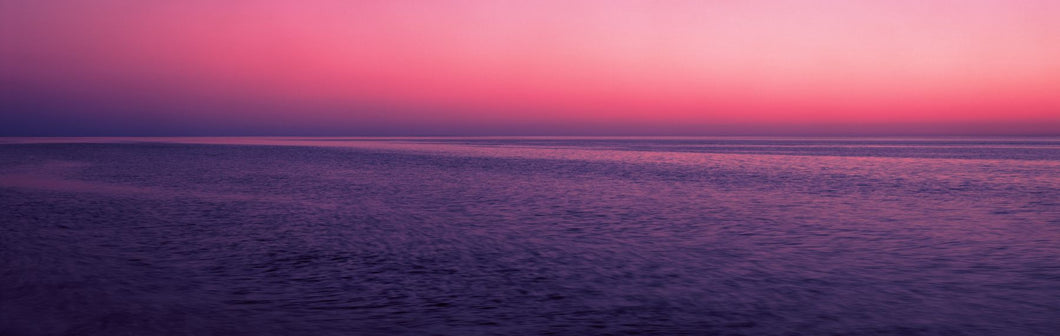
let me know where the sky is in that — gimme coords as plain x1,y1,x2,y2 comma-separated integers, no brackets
2,0,1059,136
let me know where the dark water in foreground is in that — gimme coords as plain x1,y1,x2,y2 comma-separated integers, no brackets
1,137,1057,335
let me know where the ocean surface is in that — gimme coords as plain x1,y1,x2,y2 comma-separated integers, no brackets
1,137,1057,335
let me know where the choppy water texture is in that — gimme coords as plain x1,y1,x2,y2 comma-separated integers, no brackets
1,137,1058,335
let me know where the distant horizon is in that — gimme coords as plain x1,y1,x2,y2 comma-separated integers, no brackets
2,121,1059,138
3,132,1060,138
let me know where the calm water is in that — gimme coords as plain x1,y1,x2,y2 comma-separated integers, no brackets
1,137,1057,335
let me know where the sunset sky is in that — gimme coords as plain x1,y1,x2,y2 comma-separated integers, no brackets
2,0,1058,136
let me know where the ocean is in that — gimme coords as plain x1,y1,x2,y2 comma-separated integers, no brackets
1,137,1057,335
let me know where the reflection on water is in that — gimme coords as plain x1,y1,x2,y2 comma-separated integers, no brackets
1,137,1058,335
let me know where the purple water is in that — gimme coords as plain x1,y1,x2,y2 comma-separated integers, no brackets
1,137,1058,335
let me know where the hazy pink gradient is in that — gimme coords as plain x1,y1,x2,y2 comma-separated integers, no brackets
2,0,1059,135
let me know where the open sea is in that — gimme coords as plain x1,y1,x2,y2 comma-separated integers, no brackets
1,137,1057,335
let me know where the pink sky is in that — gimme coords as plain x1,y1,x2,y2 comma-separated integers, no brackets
2,0,1058,135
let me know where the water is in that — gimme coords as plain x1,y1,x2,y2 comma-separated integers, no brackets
1,137,1057,335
